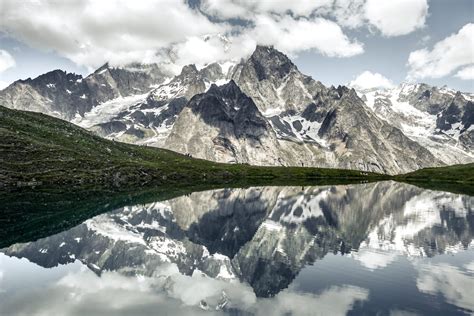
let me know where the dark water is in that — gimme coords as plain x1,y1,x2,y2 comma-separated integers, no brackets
1,181,473,315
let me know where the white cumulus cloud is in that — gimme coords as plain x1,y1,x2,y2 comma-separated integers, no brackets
0,50,15,72
352,249,398,270
158,14,364,75
0,0,365,73
349,71,394,90
0,0,227,69
245,14,364,58
0,0,429,75
407,23,474,80
330,0,366,29
200,0,333,19
455,65,474,80
364,0,428,36
202,0,429,38
416,262,474,311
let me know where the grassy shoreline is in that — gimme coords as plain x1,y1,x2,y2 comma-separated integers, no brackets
393,163,474,195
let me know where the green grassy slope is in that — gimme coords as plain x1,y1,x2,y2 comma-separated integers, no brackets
396,163,474,182
394,163,474,195
0,105,387,190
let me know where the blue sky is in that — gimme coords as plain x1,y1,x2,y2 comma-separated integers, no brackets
0,0,472,91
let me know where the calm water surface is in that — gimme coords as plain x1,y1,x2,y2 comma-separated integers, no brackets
1,181,473,315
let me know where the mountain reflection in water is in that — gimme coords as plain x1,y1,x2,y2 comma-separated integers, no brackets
1,181,473,315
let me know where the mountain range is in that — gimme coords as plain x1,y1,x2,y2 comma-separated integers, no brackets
1,45,472,174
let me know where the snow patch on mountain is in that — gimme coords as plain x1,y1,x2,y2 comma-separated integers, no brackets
272,114,328,147
358,83,474,165
152,81,185,101
73,93,149,128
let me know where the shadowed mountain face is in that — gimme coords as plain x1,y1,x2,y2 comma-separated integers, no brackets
163,81,283,164
3,182,473,300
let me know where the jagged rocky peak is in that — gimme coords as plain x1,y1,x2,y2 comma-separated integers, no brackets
149,62,231,102
231,45,325,114
163,64,206,100
178,64,199,77
249,45,297,81
86,61,168,98
296,85,356,124
22,69,83,86
354,82,474,165
190,80,262,120
164,79,281,165
176,63,228,84
207,80,241,98
92,62,110,75
436,95,473,147
330,85,355,99
84,62,233,147
0,61,169,120
315,84,440,174
200,62,224,82
91,61,167,78
396,82,456,114
0,68,92,119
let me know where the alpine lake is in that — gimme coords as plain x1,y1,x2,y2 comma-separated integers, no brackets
0,180,472,315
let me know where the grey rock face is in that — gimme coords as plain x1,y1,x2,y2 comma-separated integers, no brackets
0,63,167,120
231,45,326,114
82,62,231,146
189,81,268,139
314,87,439,173
398,83,453,114
0,70,91,119
219,46,442,173
164,80,283,165
436,94,473,148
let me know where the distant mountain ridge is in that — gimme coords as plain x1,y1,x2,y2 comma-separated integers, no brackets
1,45,472,174
0,63,167,120
357,83,473,164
